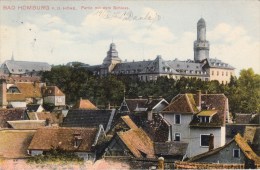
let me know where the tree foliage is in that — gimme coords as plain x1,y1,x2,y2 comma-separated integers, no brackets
42,66,260,113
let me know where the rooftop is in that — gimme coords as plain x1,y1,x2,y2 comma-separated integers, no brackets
0,129,36,158
28,127,99,152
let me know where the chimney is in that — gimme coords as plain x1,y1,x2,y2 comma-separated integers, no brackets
158,157,164,170
148,96,153,103
196,90,201,111
0,79,7,108
209,133,214,151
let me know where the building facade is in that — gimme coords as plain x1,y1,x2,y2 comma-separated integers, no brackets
161,91,229,158
84,18,235,84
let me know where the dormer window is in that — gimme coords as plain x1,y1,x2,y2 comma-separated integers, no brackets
197,110,217,123
200,116,210,123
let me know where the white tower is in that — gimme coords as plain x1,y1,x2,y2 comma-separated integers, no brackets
194,18,210,62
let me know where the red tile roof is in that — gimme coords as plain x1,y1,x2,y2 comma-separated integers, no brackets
28,127,98,152
235,133,260,164
121,116,138,130
0,108,26,128
117,128,155,158
0,129,36,158
7,82,42,101
73,99,98,110
163,93,228,127
43,86,65,97
163,94,197,114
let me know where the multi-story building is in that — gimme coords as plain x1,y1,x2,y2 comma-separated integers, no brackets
84,18,235,84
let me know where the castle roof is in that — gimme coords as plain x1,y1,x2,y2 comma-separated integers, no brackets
1,60,51,75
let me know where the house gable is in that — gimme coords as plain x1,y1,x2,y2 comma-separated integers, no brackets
162,94,195,114
188,134,260,164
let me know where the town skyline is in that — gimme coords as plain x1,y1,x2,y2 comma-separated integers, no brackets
0,0,259,76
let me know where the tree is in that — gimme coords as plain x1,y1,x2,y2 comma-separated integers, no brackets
236,68,260,113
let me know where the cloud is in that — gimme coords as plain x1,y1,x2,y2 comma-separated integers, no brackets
208,23,260,74
0,11,259,75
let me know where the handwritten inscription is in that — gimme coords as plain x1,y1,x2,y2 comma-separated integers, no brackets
94,10,161,24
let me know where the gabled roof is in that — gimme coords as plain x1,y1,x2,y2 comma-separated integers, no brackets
2,60,51,75
0,129,36,158
190,94,227,127
7,82,42,101
124,99,148,112
188,133,260,164
154,141,188,156
121,116,138,130
28,127,100,152
62,109,116,132
43,86,65,97
163,93,227,127
141,113,171,142
162,94,197,114
117,128,155,158
0,108,27,128
235,133,260,164
73,99,98,110
7,120,46,129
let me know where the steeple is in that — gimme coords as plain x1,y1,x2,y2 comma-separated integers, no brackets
194,18,210,62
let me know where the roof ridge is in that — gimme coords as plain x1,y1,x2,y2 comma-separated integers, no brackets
185,94,195,113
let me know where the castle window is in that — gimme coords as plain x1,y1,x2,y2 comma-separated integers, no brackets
222,71,224,76
226,71,228,76
217,71,219,76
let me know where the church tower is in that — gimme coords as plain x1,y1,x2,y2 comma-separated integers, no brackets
194,18,210,62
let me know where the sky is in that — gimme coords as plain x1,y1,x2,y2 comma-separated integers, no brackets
0,0,259,76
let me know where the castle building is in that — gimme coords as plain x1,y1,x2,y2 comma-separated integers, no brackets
84,18,235,84
0,58,51,76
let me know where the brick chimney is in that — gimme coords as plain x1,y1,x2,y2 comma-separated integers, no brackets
209,133,214,151
0,79,7,108
195,90,201,111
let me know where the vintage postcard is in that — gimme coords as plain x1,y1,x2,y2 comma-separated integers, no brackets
0,0,259,169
